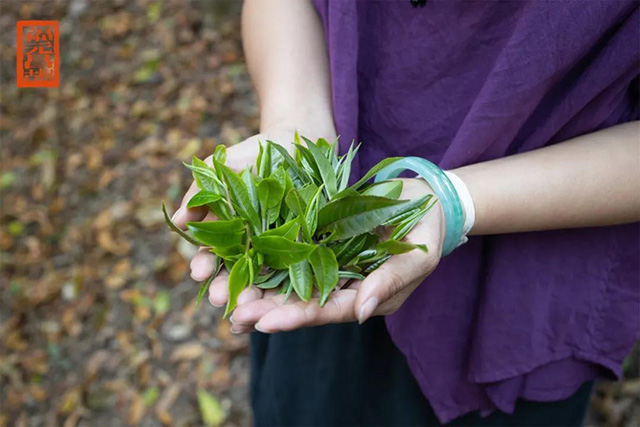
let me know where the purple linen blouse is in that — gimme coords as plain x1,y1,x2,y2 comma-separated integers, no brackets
312,0,640,422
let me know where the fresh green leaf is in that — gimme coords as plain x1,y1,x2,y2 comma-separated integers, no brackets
215,161,261,229
298,182,319,205
289,259,313,302
195,257,222,307
336,142,360,191
363,254,392,273
185,158,224,193
257,177,285,227
256,269,288,289
335,157,402,197
257,141,271,178
241,169,260,215
294,143,322,182
224,255,251,317
261,218,300,240
270,142,312,184
308,246,339,306
162,202,204,246
377,239,428,255
305,138,338,198
317,195,407,241
186,219,246,248
213,145,227,164
338,271,365,280
251,235,315,268
196,273,215,307
187,191,222,208
304,184,324,238
362,180,403,199
391,198,436,240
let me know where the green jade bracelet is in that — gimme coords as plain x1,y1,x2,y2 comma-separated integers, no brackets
375,157,465,256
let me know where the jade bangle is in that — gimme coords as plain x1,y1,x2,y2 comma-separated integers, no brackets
374,157,464,256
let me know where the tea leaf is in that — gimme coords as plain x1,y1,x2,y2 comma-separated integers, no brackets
254,270,275,284
305,138,337,198
241,169,259,215
261,218,300,240
270,142,312,184
289,259,313,302
186,219,246,248
294,143,322,181
251,235,315,268
377,239,428,255
338,271,365,280
196,272,215,307
298,182,319,205
390,197,436,240
215,161,261,229
257,177,285,227
331,234,374,265
224,255,251,317
317,195,407,241
304,184,324,237
362,180,403,199
185,158,224,193
213,144,227,164
196,256,221,307
256,269,288,289
336,157,402,196
363,254,392,273
336,142,360,191
257,141,271,178
268,141,283,174
308,246,339,306
187,191,222,208
162,202,204,246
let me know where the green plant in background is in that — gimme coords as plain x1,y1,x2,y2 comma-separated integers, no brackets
163,133,436,316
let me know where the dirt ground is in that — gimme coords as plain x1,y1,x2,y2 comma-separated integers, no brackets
0,1,637,426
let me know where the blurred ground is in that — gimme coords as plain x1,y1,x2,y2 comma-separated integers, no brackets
0,1,637,426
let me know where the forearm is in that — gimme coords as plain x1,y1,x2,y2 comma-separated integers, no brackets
242,0,335,136
452,121,640,235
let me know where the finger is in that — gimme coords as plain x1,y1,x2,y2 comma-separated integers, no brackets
208,269,229,307
353,250,435,324
236,285,263,306
254,288,358,333
171,181,208,230
190,248,217,281
231,292,289,326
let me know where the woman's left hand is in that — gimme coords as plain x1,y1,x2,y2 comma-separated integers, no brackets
223,178,444,334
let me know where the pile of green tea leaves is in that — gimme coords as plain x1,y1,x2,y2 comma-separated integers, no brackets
163,134,435,316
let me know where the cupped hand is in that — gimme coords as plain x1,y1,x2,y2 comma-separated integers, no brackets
227,178,444,334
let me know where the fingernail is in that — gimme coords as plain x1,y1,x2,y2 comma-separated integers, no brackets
229,315,235,323
254,322,268,333
208,295,222,308
171,207,184,222
358,297,378,324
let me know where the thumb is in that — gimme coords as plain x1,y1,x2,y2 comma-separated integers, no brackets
354,250,432,324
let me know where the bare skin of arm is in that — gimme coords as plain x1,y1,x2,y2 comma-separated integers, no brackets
454,121,640,234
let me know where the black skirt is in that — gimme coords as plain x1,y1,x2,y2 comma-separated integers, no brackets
250,317,593,427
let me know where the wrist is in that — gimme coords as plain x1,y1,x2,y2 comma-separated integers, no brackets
259,102,336,141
